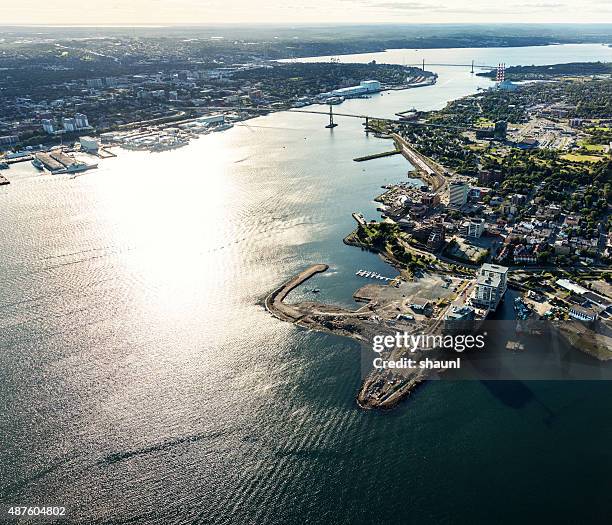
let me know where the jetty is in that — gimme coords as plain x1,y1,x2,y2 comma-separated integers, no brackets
353,148,400,162
265,264,329,322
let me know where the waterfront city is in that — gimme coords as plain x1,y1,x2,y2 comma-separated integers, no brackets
1,16,612,525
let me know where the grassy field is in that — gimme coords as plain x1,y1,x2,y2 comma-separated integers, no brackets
577,140,608,152
561,153,604,163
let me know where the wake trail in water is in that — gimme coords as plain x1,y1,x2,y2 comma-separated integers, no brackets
98,430,231,466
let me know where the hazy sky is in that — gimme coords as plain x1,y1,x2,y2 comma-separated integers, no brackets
2,0,611,25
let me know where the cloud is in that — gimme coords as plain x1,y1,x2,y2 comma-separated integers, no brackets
370,0,569,13
372,1,437,9
516,2,566,8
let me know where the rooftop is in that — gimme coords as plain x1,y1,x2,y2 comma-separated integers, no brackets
481,263,509,274
477,273,501,288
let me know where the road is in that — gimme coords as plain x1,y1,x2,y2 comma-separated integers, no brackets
391,133,449,194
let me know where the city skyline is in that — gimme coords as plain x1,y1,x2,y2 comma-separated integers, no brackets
2,0,612,25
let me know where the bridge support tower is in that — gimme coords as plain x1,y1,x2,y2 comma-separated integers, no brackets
325,105,338,129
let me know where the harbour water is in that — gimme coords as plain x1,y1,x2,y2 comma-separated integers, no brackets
1,44,612,524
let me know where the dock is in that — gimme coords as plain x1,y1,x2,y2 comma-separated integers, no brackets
35,151,98,174
5,155,32,164
35,152,65,171
351,212,367,227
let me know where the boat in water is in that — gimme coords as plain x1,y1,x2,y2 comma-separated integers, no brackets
65,161,98,173
150,140,189,152
326,96,345,105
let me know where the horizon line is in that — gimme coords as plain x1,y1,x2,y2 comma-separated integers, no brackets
2,22,612,28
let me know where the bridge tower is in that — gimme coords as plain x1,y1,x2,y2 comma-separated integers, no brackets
325,105,338,129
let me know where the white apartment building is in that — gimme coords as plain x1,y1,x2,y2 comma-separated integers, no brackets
75,113,89,129
62,117,77,132
41,119,55,134
460,218,485,238
471,263,509,311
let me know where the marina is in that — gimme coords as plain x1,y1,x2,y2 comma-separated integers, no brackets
355,269,394,282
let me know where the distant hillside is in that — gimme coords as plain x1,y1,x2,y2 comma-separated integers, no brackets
477,61,612,80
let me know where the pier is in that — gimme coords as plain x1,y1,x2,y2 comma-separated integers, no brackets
35,152,64,171
34,151,98,174
353,148,401,162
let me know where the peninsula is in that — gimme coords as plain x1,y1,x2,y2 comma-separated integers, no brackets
267,68,612,409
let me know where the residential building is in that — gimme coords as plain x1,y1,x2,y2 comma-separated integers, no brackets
513,245,537,264
427,224,446,251
421,193,440,206
86,78,104,89
41,119,55,134
448,181,469,207
460,218,485,238
412,220,445,251
62,117,77,132
472,263,509,311
0,135,18,147
74,113,89,129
